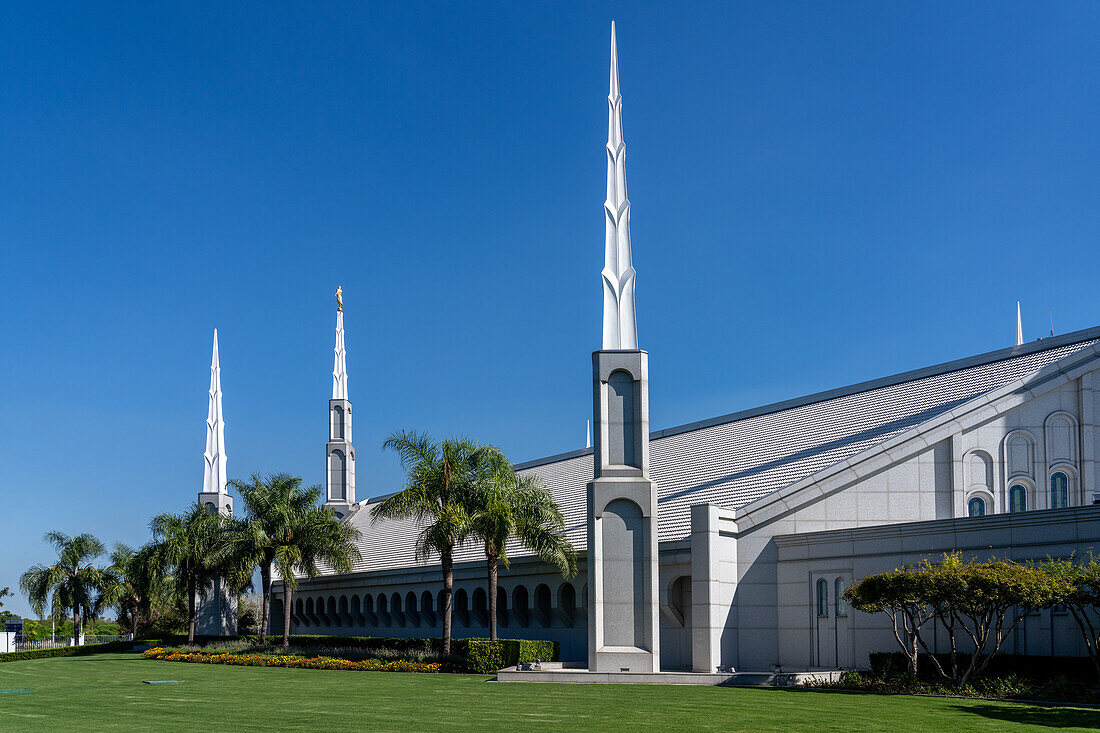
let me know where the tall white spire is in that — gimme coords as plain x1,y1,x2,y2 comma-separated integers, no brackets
601,21,638,350
586,419,592,449
333,302,348,400
1015,301,1024,346
202,329,228,496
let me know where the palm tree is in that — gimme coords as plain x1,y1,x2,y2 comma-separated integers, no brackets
20,532,108,644
99,544,158,637
272,497,361,648
372,431,494,655
229,473,360,646
148,503,234,644
465,452,577,639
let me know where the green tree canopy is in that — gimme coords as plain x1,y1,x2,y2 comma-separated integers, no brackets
371,431,493,655
464,450,576,640
231,473,361,647
19,532,108,643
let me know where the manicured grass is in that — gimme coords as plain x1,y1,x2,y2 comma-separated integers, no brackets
1,652,1099,732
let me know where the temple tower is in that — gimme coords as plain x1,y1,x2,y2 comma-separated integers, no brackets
324,287,356,518
586,22,661,673
196,329,237,636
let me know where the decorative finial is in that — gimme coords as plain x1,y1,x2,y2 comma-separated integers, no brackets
1015,301,1024,347
335,285,343,312
601,21,638,350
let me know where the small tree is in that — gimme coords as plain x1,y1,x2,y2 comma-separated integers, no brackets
845,569,936,677
922,553,1070,687
19,532,109,644
1048,555,1100,680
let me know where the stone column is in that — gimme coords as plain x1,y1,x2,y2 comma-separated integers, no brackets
690,503,738,672
587,349,660,673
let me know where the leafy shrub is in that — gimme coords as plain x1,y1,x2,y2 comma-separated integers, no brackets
0,641,133,664
143,647,442,673
210,635,559,673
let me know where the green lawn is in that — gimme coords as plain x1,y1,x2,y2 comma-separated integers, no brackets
1,652,1099,732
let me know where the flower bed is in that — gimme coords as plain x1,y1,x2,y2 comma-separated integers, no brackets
142,647,441,673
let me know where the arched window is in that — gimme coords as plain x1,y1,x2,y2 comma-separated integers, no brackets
534,584,552,628
816,579,828,617
1051,472,1069,509
1009,485,1027,513
968,496,986,517
834,578,847,617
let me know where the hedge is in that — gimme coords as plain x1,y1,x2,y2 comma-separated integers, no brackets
143,648,441,673
0,641,134,664
869,652,1097,681
240,634,559,673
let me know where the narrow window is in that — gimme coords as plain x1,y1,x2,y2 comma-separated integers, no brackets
834,578,847,617
816,579,829,617
1009,485,1027,513
1051,472,1069,509
968,496,986,517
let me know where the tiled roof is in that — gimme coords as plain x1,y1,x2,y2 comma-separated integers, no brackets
340,328,1100,575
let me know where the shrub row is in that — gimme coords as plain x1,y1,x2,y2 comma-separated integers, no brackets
241,634,559,673
143,647,441,673
0,641,134,664
869,652,1098,682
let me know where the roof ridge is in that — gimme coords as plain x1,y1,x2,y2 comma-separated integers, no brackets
514,324,1100,471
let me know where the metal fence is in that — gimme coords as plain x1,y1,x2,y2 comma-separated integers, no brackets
14,634,132,650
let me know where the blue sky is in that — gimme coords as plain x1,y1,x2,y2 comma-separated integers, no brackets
2,2,1099,616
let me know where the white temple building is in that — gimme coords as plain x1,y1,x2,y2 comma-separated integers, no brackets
263,24,1100,673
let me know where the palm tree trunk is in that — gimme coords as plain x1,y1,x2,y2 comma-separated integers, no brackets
72,608,80,646
187,577,197,645
131,608,139,638
487,549,498,641
259,562,271,645
441,550,453,656
282,584,292,648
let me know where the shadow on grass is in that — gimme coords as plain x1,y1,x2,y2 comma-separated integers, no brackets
950,703,1100,729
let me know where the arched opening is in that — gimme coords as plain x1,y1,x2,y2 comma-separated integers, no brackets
472,587,488,628
351,595,363,626
1009,484,1028,513
338,595,350,626
294,597,305,627
453,588,470,628
327,596,338,627
496,587,509,629
607,370,637,467
534,584,552,628
390,592,405,627
600,498,644,646
405,591,420,627
666,576,690,628
328,449,347,501
557,582,576,628
1051,471,1070,509
968,496,986,517
420,590,436,627
332,404,345,440
377,593,389,626
816,579,829,617
660,575,692,671
512,586,530,628
364,593,377,627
